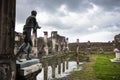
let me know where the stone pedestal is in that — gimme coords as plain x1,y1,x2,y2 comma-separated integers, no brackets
16,59,42,79
110,48,120,62
16,59,40,68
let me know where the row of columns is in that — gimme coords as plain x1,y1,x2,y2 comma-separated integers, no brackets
42,31,69,56
43,57,69,80
76,39,91,53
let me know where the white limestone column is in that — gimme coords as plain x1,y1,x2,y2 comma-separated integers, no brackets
66,38,69,53
86,41,91,54
32,31,38,57
76,39,79,53
57,35,62,54
44,31,49,56
51,31,57,54
57,38,61,54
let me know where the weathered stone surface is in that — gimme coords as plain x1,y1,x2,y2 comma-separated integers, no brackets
44,31,49,56
16,59,42,80
20,63,42,76
16,59,40,68
110,48,120,62
0,0,16,80
69,42,113,52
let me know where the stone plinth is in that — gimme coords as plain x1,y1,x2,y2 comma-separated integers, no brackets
20,63,42,76
16,59,40,68
16,59,42,76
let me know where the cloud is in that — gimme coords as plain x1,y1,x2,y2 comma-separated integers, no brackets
89,0,120,12
88,25,99,31
15,0,120,42
16,0,92,23
79,31,115,42
15,23,24,32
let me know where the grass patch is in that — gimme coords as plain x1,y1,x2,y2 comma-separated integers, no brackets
93,54,120,80
41,52,120,80
70,53,120,80
71,54,97,80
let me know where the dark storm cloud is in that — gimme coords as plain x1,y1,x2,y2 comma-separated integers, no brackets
89,0,120,12
16,0,92,23
26,0,92,12
16,0,120,24
16,0,120,42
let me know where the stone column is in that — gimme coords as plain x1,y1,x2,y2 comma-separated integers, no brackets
66,38,69,53
84,41,91,61
44,31,48,56
62,58,65,72
86,41,91,54
76,55,79,69
58,58,61,74
76,39,79,53
61,37,66,53
58,43,61,54
57,36,61,54
51,65,55,78
0,0,16,80
51,31,57,54
66,60,68,70
66,58,69,70
32,30,38,57
44,61,48,80
63,37,66,53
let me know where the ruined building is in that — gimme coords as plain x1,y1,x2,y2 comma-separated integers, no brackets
14,31,69,57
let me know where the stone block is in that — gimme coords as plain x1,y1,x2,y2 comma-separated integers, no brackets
20,63,42,76
16,59,40,68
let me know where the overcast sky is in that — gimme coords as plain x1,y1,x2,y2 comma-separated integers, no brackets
15,0,120,42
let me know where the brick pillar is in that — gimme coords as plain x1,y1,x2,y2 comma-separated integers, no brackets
0,0,16,80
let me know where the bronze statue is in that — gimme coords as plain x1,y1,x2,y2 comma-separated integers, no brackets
16,10,41,62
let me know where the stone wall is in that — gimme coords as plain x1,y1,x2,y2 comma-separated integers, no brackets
69,42,113,52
